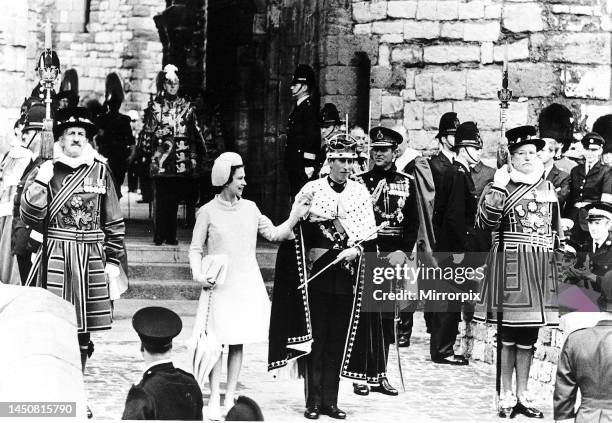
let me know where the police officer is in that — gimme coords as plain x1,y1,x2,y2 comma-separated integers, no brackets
431,121,483,366
430,112,459,193
565,132,612,258
285,64,320,197
352,126,419,396
122,307,203,420
566,202,612,298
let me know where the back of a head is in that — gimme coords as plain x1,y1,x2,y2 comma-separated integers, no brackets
225,396,264,421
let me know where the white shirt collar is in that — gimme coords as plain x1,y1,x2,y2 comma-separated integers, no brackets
297,95,310,106
144,359,173,373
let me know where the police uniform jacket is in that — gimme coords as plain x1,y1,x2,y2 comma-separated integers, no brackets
565,161,612,214
428,151,454,193
553,320,612,422
434,160,479,253
546,164,570,208
284,97,320,175
471,161,495,199
356,166,419,254
587,234,612,291
121,362,203,420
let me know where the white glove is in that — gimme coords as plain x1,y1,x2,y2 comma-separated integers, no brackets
35,160,54,184
290,192,314,219
492,164,511,188
560,218,574,232
304,167,315,179
104,263,121,278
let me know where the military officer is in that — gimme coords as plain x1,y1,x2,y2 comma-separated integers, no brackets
122,307,203,420
352,126,419,396
430,122,484,366
538,103,577,175
285,64,320,197
565,132,612,258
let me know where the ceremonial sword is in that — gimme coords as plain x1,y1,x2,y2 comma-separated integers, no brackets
296,222,388,290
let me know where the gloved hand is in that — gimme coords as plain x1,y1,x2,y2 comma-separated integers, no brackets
386,250,408,267
104,263,121,278
35,160,54,184
290,192,314,219
337,247,360,262
492,164,511,188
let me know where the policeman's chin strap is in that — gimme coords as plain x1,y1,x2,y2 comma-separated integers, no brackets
465,148,479,165
25,132,37,149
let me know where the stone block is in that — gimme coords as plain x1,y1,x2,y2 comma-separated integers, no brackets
402,89,416,101
403,20,439,40
370,65,393,88
403,101,424,129
571,5,594,15
416,1,438,20
581,104,612,130
552,4,570,14
454,100,502,130
408,130,438,150
485,4,502,19
381,34,405,43
372,20,405,34
387,1,418,19
414,72,433,100
370,88,383,120
432,70,466,100
508,62,559,98
424,45,480,64
391,46,423,65
466,68,501,99
546,33,611,65
354,23,372,35
94,32,112,44
437,1,459,20
132,5,150,17
506,101,529,129
503,3,545,33
128,17,155,31
481,42,494,64
405,68,416,89
464,22,500,42
424,102,453,129
493,38,530,62
379,44,391,67
382,95,404,117
441,22,464,39
564,65,611,100
458,1,485,19
353,1,385,23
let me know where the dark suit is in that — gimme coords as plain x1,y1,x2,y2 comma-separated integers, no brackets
554,320,612,422
285,97,320,196
121,362,203,420
97,111,135,198
546,164,570,209
428,151,454,195
565,162,612,254
431,161,479,360
470,161,495,199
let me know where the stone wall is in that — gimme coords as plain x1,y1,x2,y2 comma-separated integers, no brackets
51,0,166,111
345,0,612,159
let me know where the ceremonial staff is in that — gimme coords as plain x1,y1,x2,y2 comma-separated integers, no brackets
495,42,512,410
36,19,61,290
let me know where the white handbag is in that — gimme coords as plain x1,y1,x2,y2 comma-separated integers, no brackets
199,254,228,286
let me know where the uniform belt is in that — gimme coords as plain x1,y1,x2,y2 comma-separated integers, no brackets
379,227,403,237
47,228,105,243
493,232,553,248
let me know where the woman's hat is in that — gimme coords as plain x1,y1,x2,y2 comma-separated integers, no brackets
211,152,243,186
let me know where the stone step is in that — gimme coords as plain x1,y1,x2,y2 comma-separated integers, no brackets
125,242,279,266
113,298,198,320
122,279,275,301
128,263,275,282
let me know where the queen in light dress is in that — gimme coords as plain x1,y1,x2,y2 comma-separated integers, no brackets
189,152,312,420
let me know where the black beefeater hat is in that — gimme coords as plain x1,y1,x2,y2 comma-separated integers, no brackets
53,106,96,139
506,125,545,152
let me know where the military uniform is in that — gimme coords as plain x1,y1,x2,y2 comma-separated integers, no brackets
285,65,320,196
122,306,203,420
546,164,570,209
353,126,419,394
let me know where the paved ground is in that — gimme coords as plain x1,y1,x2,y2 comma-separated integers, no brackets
85,300,553,422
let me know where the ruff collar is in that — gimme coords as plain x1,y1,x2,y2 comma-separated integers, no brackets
53,143,100,168
509,160,545,185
